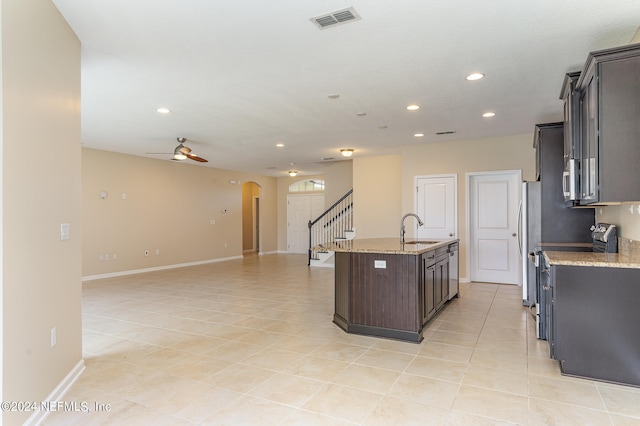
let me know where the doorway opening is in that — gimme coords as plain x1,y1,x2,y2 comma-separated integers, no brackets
242,182,261,254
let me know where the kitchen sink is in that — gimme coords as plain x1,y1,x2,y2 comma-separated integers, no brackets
403,240,440,245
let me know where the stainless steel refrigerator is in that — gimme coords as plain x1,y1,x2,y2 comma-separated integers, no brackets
519,181,541,307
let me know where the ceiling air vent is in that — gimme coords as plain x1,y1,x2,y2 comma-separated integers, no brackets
436,131,457,135
310,7,361,29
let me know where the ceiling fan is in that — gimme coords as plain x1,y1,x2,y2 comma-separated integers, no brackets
147,137,208,163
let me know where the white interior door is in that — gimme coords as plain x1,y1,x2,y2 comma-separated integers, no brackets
468,171,521,284
416,175,457,240
287,194,324,253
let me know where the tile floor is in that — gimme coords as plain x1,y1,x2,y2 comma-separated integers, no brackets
45,254,640,425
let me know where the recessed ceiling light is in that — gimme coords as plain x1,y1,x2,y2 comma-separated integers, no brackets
406,104,420,111
466,73,485,81
414,133,425,137
482,112,496,118
156,108,171,114
356,112,367,117
275,143,284,147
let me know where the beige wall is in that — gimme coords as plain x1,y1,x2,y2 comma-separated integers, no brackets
322,160,353,205
82,149,278,278
353,155,403,238
2,1,82,424
598,205,640,242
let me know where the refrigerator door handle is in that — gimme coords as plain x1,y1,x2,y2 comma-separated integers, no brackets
517,200,523,258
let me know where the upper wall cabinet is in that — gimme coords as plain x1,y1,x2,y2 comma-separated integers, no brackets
559,71,581,206
575,43,640,204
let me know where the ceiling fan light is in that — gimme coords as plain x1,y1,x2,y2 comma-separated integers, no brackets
340,148,354,157
174,153,187,160
288,170,298,177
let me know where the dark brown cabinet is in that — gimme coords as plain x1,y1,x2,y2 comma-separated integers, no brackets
549,264,640,387
559,71,581,205
576,43,640,204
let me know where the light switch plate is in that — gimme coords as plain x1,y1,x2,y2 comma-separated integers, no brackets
60,223,71,240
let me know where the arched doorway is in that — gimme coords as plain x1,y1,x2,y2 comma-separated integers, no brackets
242,181,261,253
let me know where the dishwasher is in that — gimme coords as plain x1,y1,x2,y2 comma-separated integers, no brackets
448,242,459,299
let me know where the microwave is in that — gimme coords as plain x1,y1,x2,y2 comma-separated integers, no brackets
562,158,579,205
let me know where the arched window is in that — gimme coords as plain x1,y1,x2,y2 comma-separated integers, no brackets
289,179,325,192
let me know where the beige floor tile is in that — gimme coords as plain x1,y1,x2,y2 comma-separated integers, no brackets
280,409,354,425
418,341,474,364
330,363,401,394
302,383,383,423
363,396,450,426
247,373,326,407
462,364,528,395
202,363,276,393
201,394,297,426
154,381,242,423
446,410,515,425
452,385,528,424
469,348,528,374
354,347,416,372
427,329,479,348
283,354,349,382
241,347,306,372
599,385,640,418
389,373,459,409
205,340,265,362
610,413,640,425
311,341,369,362
529,374,607,410
528,397,613,426
405,355,468,383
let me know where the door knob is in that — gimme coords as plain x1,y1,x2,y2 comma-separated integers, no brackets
512,233,517,237
449,233,453,237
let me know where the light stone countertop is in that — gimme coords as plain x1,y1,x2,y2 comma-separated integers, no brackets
319,237,457,255
543,251,640,269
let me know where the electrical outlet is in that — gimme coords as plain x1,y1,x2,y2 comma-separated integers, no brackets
51,327,57,348
105,254,110,261
99,254,104,261
113,253,117,260
156,249,160,255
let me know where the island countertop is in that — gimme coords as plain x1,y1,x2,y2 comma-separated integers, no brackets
320,237,456,255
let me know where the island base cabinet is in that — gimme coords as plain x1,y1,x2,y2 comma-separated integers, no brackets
334,251,423,342
552,265,640,387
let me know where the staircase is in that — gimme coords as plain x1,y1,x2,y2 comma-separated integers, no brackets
308,189,354,267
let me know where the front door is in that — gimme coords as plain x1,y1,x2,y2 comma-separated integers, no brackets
287,194,324,253
416,175,457,240
468,171,521,284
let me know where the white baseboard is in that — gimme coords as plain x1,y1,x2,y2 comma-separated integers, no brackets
82,256,243,281
25,359,85,426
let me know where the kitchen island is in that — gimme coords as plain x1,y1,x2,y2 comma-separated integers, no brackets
543,248,640,387
323,238,458,343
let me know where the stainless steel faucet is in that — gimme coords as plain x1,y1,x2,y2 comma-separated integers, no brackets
400,213,424,244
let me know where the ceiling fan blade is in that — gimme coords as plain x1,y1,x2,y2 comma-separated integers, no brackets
187,153,208,163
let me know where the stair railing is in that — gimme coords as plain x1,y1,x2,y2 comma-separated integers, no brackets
308,189,353,265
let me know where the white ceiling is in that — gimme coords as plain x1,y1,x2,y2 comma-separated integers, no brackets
52,0,640,177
